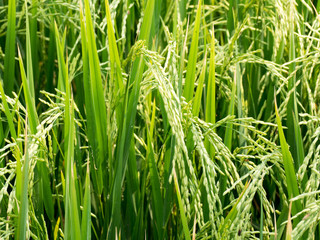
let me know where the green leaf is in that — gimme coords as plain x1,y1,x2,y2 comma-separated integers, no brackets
219,180,250,236
81,163,91,240
274,96,302,222
83,0,108,179
3,0,16,96
110,0,155,236
104,0,124,92
205,25,216,157
16,118,30,240
173,169,191,240
147,99,163,239
192,54,207,117
183,0,202,102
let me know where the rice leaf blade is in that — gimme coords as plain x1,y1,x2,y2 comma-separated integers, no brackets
3,0,16,96
192,55,207,117
183,0,202,102
205,25,216,156
16,117,30,240
173,169,191,240
110,0,155,236
81,164,91,240
274,97,302,221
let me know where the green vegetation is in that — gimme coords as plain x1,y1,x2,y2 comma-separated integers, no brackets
1,0,320,239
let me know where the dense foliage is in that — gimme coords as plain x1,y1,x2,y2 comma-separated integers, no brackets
1,0,320,239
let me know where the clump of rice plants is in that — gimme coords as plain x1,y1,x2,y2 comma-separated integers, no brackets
1,0,320,239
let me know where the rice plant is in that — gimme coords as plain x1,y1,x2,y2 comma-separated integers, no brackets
1,0,320,239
